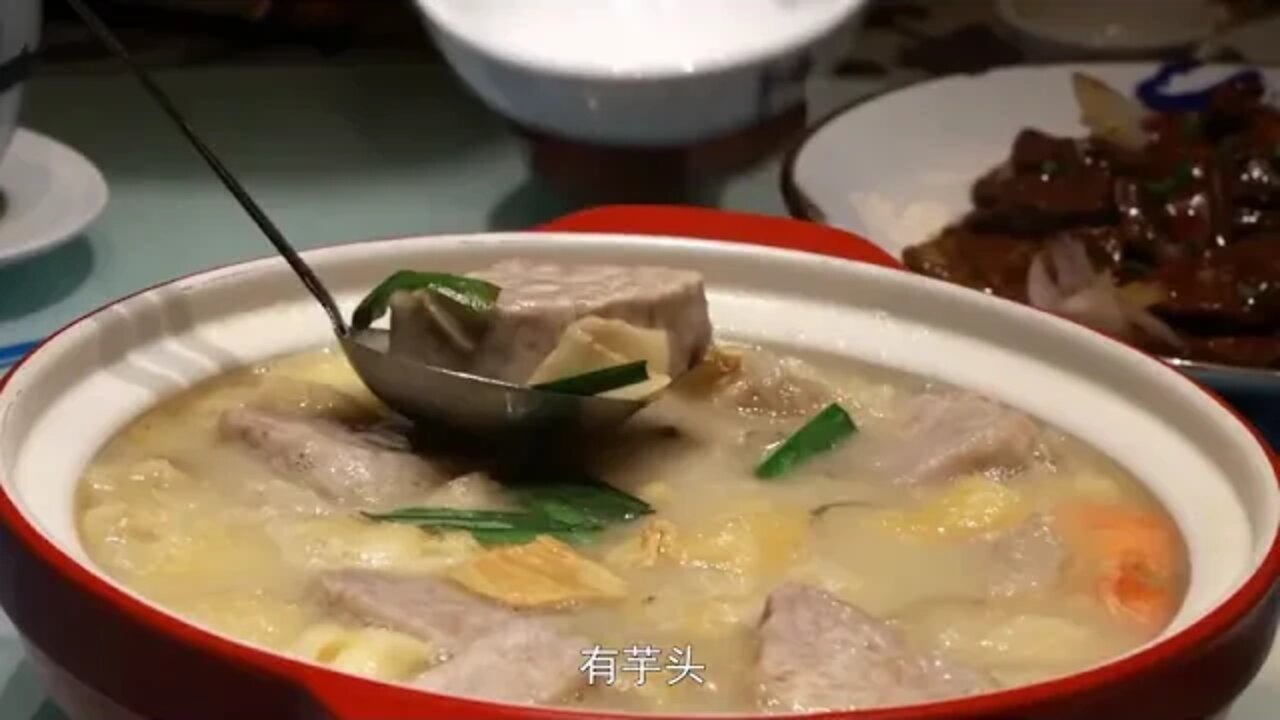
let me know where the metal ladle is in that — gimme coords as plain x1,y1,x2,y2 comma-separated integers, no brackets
67,0,645,436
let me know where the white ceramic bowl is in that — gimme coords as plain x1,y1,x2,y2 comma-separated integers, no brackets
412,0,868,146
0,207,1276,720
0,0,40,161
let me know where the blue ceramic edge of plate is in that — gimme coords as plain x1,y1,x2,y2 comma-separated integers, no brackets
1135,59,1264,112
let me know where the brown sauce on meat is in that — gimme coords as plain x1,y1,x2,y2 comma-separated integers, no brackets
905,74,1280,368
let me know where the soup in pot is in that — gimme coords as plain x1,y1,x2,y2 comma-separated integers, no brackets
77,261,1187,714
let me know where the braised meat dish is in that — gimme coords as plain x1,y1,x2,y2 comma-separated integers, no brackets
905,70,1280,369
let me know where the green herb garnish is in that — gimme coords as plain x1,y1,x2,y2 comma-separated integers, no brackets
1145,162,1196,197
532,360,649,396
366,475,654,546
362,508,539,530
755,403,857,480
515,479,654,526
351,270,501,331
363,508,596,545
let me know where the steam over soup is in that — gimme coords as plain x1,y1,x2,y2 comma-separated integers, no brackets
77,262,1187,714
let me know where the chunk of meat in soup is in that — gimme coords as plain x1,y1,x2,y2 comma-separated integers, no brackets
322,570,586,705
415,619,588,705
218,407,447,508
871,392,1040,485
321,570,512,652
755,584,993,712
388,260,713,384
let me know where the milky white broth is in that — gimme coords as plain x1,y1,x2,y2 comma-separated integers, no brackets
76,343,1187,714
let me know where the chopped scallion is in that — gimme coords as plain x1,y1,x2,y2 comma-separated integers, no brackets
366,475,653,546
361,508,539,530
531,360,649,396
352,270,500,331
516,478,654,525
754,403,857,480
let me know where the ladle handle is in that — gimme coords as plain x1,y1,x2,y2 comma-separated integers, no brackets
64,0,350,337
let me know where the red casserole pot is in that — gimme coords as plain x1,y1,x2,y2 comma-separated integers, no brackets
0,205,1276,720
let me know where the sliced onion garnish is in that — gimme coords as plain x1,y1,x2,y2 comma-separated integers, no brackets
1119,303,1187,351
1026,252,1065,310
1057,276,1130,336
1048,235,1097,295
1026,238,1184,350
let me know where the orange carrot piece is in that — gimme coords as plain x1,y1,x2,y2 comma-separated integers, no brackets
1059,503,1182,631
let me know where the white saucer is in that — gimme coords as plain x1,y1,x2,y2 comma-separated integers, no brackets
0,128,109,268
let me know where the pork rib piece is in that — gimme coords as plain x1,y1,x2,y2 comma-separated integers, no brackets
320,570,511,651
219,407,445,507
756,583,994,712
388,260,713,384
874,391,1039,485
321,570,587,705
414,618,587,705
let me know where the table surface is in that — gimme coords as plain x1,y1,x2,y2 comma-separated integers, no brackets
6,4,1280,717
